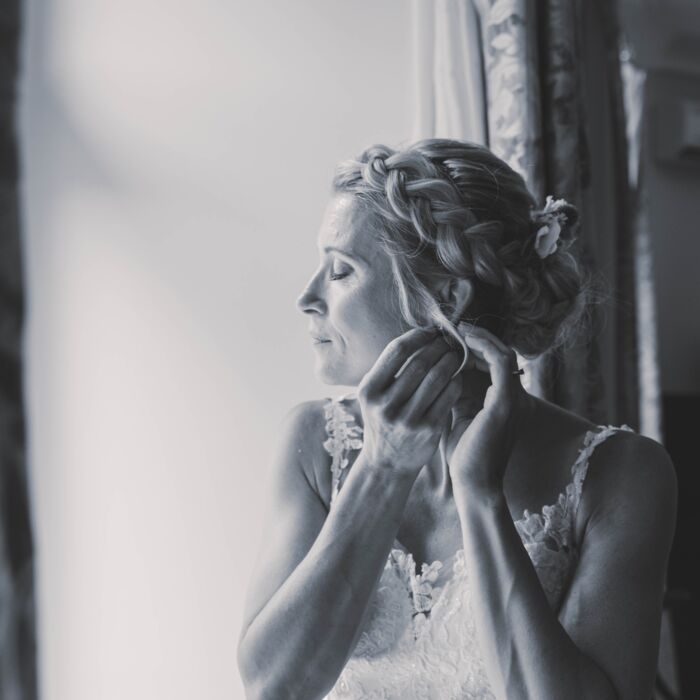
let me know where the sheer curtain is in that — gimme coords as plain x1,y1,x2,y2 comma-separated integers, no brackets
411,0,662,434
411,0,487,144
410,0,675,695
411,0,562,399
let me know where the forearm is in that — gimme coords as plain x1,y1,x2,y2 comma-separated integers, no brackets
456,491,618,700
239,453,418,700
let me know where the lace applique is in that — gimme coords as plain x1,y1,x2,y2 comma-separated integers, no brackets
513,423,635,604
570,424,635,512
388,550,444,639
321,396,636,699
322,395,364,506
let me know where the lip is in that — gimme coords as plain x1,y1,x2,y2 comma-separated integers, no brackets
310,331,331,343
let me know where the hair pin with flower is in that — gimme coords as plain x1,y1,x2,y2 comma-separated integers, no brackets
531,195,574,259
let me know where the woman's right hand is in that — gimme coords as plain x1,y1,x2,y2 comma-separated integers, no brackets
356,327,464,477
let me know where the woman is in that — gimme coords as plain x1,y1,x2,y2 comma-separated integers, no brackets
236,139,677,699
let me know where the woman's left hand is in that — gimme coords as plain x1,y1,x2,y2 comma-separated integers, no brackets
444,323,529,498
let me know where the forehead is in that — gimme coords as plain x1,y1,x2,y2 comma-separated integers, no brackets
317,194,383,260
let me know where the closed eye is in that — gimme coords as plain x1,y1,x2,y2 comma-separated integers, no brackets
329,263,351,281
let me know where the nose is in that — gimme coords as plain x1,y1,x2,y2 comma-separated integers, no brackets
296,271,326,315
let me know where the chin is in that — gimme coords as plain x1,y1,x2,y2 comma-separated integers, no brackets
315,368,356,386
314,359,364,387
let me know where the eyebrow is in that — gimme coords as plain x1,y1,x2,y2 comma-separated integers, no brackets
321,245,368,265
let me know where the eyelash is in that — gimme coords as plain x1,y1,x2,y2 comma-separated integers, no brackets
328,262,351,281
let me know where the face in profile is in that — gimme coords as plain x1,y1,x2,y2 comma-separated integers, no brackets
296,194,409,386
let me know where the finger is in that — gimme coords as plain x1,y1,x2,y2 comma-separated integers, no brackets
450,346,489,377
457,323,516,366
453,324,502,376
402,350,462,421
362,328,439,395
457,322,510,354
440,328,488,378
460,331,513,391
422,371,463,425
387,336,454,405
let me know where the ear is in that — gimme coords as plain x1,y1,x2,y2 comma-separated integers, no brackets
433,277,474,323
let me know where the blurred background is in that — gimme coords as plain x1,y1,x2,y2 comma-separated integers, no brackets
0,0,696,698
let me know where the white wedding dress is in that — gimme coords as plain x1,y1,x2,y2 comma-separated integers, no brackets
321,393,634,699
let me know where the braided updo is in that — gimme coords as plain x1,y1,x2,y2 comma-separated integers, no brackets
332,138,591,368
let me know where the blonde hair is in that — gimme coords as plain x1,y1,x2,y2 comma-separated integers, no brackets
332,138,593,370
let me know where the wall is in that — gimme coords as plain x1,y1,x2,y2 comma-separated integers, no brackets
619,2,700,696
19,2,412,699
643,70,700,394
620,0,700,394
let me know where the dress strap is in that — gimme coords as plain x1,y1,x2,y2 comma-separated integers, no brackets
568,424,636,521
322,394,363,507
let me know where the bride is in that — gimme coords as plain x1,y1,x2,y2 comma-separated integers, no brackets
236,139,677,700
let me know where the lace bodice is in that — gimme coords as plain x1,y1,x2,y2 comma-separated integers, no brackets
321,392,634,699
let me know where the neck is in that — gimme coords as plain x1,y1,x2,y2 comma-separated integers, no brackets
420,368,537,497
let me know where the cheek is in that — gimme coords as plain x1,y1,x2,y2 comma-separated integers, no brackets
338,282,385,323
331,281,371,321
340,284,402,348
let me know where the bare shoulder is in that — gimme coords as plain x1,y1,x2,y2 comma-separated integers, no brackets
577,428,678,538
558,431,679,700
238,400,333,641
279,398,336,511
281,399,327,461
532,396,677,510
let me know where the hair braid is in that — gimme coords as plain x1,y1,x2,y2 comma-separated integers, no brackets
332,138,592,362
